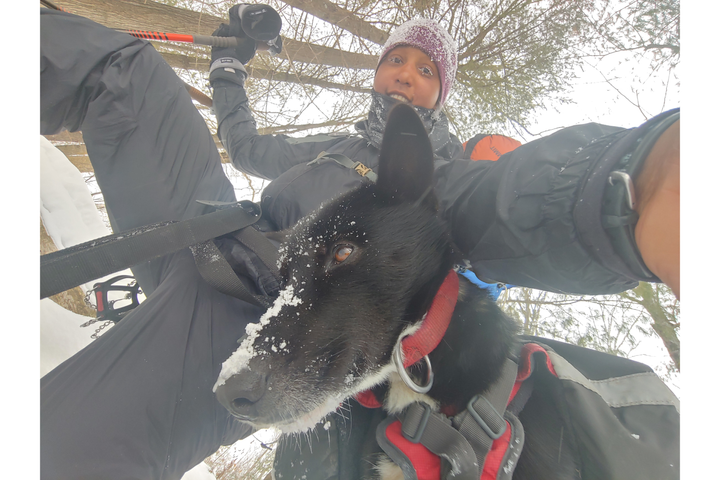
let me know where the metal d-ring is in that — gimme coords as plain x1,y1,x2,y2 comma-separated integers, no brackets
392,338,434,394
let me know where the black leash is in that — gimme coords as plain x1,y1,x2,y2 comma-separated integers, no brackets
41,201,278,308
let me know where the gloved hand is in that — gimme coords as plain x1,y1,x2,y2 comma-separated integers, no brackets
211,4,258,65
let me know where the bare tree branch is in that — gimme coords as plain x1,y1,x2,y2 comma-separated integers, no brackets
158,50,372,91
55,0,377,69
280,0,389,44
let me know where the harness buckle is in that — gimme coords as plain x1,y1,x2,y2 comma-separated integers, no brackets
467,394,507,440
401,402,433,443
353,162,372,177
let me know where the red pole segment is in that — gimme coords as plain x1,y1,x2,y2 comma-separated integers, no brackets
126,30,196,43
123,31,240,48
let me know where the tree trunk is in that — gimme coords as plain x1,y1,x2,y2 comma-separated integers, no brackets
621,283,680,370
41,220,97,318
44,131,229,173
156,49,372,91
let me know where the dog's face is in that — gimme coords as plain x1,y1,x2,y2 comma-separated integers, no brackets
214,104,453,432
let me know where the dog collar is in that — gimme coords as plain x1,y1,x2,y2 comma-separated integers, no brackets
392,270,459,393
356,270,459,401
401,269,459,368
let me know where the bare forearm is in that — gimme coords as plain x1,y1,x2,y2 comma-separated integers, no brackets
634,121,680,298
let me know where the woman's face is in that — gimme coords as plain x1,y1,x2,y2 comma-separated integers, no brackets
373,46,441,109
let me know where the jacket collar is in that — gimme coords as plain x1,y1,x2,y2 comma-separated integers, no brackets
355,91,452,155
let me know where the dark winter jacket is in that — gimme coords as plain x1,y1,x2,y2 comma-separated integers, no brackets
40,7,672,480
211,72,650,296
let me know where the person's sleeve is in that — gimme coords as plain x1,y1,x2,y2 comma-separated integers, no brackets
210,72,347,180
435,111,677,295
41,9,237,294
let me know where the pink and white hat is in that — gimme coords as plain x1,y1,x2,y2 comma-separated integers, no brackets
377,18,458,107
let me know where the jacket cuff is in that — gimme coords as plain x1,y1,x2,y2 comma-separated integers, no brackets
209,57,248,86
574,108,679,282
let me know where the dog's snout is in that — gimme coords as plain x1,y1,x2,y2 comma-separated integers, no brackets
215,370,269,420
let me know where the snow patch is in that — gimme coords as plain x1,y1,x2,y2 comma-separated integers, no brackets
214,285,302,391
179,462,216,480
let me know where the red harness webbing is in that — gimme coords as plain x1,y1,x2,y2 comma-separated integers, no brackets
355,270,458,408
352,271,560,479
367,343,558,480
400,270,459,368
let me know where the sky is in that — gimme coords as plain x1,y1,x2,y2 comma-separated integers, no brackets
4,2,715,478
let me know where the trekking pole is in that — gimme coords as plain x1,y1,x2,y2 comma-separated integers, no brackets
123,30,280,53
122,30,282,107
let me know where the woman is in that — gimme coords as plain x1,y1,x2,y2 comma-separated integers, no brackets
40,7,678,480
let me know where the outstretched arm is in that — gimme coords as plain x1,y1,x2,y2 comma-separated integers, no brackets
435,109,680,297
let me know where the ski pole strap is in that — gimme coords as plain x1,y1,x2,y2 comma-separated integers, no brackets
41,201,263,299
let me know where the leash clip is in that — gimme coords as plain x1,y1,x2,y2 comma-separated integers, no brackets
393,337,434,394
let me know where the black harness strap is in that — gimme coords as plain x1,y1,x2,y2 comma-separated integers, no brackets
42,152,378,306
308,151,378,183
191,238,272,308
385,357,522,479
399,404,480,480
41,201,267,301
190,201,280,308
451,358,519,473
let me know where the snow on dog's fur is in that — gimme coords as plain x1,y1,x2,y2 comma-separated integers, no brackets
215,104,579,479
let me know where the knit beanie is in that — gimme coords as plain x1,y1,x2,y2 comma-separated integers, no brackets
377,18,458,107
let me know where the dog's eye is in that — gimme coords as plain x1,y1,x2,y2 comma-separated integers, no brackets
333,245,354,263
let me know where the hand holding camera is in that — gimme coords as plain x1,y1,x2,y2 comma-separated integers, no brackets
211,3,283,65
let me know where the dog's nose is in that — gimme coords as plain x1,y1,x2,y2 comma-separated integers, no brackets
215,370,269,420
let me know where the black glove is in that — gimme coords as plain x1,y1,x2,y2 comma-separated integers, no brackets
211,4,258,65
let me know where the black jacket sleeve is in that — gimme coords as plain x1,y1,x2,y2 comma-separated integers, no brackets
211,73,349,180
435,120,662,295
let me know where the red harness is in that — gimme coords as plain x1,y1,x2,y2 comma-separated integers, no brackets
354,270,558,480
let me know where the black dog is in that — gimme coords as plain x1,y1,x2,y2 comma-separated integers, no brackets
214,104,579,479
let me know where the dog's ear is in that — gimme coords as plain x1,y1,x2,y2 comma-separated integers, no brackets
377,104,435,205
